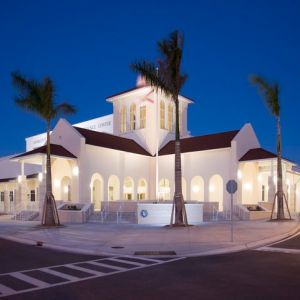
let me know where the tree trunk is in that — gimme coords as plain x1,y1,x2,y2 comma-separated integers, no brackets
172,96,187,226
41,121,60,226
276,116,285,219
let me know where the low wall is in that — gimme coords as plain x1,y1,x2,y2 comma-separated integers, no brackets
137,203,203,225
58,203,93,223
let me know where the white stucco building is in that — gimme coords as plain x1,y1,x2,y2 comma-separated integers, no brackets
1,79,300,220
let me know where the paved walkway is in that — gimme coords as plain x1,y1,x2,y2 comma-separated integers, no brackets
0,217,299,256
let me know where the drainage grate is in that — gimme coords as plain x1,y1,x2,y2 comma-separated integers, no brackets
111,246,124,249
134,251,176,256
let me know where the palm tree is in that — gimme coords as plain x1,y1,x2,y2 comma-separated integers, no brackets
131,31,188,226
12,72,76,226
250,75,290,220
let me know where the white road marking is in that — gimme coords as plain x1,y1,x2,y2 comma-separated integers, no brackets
0,255,184,298
108,257,146,267
41,268,78,281
10,272,50,288
89,261,126,271
64,264,104,276
0,283,15,295
256,246,300,254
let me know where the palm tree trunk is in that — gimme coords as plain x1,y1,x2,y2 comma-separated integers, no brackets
172,97,187,226
276,116,285,219
42,121,60,226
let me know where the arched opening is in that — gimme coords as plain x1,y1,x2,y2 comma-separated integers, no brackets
168,103,174,131
137,178,147,200
182,177,187,200
160,100,165,129
241,162,257,204
140,106,146,129
90,173,103,211
121,105,126,133
191,176,204,201
159,178,170,201
123,176,134,200
209,174,223,211
61,176,71,201
130,104,136,130
296,180,300,213
108,175,120,201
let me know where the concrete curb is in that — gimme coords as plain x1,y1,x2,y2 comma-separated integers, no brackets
1,222,300,258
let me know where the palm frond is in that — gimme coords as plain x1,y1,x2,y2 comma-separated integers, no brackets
53,103,76,119
250,75,280,117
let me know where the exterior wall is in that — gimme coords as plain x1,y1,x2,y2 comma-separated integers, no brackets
80,145,152,205
110,88,190,155
158,148,232,210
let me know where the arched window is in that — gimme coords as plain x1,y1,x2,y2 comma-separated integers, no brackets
108,175,120,201
130,104,136,130
121,106,126,133
159,178,170,201
140,106,146,129
137,178,147,200
123,176,134,200
168,103,173,131
160,100,165,129
190,176,204,201
209,174,223,211
90,173,104,211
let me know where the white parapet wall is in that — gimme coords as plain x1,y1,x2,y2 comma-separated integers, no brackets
137,203,203,225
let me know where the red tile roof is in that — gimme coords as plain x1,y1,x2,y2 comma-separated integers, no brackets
239,148,277,161
13,144,77,159
159,130,239,155
74,127,152,156
0,177,16,183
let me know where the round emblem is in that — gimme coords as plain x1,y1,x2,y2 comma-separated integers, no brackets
140,209,148,218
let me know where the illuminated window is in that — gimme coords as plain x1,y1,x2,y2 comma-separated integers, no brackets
168,103,173,131
130,104,136,130
9,191,14,202
121,106,126,133
30,190,36,202
140,106,146,129
160,100,165,129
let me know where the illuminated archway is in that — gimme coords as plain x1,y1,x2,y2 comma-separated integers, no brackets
90,173,104,210
123,176,134,200
190,176,204,201
108,175,120,201
209,174,223,211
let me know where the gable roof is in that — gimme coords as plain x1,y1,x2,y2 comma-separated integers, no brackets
74,127,152,156
0,177,16,183
13,144,77,159
159,130,239,156
239,148,277,161
106,85,195,103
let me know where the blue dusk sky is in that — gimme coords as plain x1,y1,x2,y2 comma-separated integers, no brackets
0,0,299,163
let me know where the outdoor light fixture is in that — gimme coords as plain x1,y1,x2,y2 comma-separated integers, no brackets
243,182,252,191
257,174,262,182
273,176,277,184
38,172,43,182
17,175,22,183
72,166,79,176
192,185,200,193
237,170,242,180
54,179,60,188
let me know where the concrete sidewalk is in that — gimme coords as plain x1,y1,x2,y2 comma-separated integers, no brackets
0,217,299,257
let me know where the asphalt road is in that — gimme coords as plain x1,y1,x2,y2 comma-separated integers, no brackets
1,234,300,300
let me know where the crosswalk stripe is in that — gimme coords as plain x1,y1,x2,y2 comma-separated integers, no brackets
10,272,50,288
90,261,126,271
0,255,184,298
40,268,78,281
65,264,104,276
108,258,145,267
0,283,15,295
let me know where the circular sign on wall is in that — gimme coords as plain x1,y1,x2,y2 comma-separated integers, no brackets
140,209,149,218
226,180,238,194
